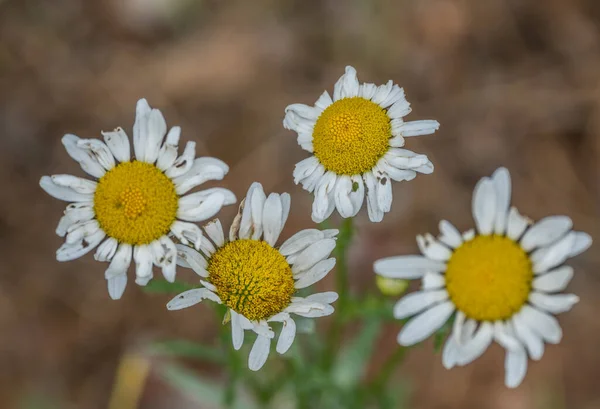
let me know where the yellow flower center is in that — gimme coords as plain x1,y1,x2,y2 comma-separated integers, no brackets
208,239,295,321
312,97,391,175
93,161,178,245
445,235,533,321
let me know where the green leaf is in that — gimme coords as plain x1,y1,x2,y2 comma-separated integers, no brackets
142,279,198,294
331,319,382,389
158,363,257,409
148,339,226,364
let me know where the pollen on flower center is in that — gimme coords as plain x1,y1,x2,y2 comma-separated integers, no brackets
445,235,533,321
94,161,178,245
312,97,391,175
208,239,295,321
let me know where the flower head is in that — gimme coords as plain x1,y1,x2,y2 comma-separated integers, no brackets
374,167,592,388
40,99,236,299
284,66,439,223
167,182,339,371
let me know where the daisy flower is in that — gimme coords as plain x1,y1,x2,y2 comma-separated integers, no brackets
374,167,592,388
167,182,339,371
40,99,236,299
284,66,439,223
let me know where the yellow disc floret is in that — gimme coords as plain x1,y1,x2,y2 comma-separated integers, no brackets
445,235,533,321
312,97,391,175
208,239,295,321
94,161,178,245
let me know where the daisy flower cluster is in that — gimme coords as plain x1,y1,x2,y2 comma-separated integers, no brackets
39,66,591,389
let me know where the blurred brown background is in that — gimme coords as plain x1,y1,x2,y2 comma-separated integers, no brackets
1,0,599,408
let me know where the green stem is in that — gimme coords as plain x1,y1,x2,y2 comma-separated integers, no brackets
335,217,354,309
321,217,354,370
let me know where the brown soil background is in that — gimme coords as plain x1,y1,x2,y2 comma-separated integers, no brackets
1,0,599,408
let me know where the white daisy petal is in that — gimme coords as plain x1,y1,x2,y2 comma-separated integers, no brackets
286,301,334,318
422,272,446,290
504,347,528,388
204,219,225,248
348,175,365,216
165,141,196,179
512,314,544,360
519,305,562,344
491,167,511,235
529,292,579,314
280,193,291,229
334,175,354,218
442,336,460,369
61,134,106,178
388,98,411,120
107,273,128,301
65,220,100,245
397,120,440,137
156,126,181,171
56,229,105,261
279,229,325,256
231,311,245,350
77,138,116,171
532,266,574,292
378,159,417,182
94,237,118,262
167,288,221,310
531,232,576,273
153,236,178,283
173,157,230,195
507,207,530,241
397,301,454,346
364,171,383,222
276,316,296,354
375,173,393,213
374,255,446,279
293,157,320,186
456,322,494,366
50,175,97,195
200,280,217,292
462,229,475,241
438,220,463,248
105,243,133,278
175,244,208,277
314,91,333,111
102,127,130,163
392,290,448,319
177,188,237,223
472,177,496,235
520,216,572,252
56,202,95,237
294,258,336,289
248,335,271,371
493,321,522,352
133,98,152,162
170,221,203,250
304,292,339,304
143,107,168,164
40,176,94,203
239,183,261,239
568,231,592,257
292,240,336,274
333,66,360,100
416,234,452,261
263,193,284,246
311,172,337,223
133,244,154,283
